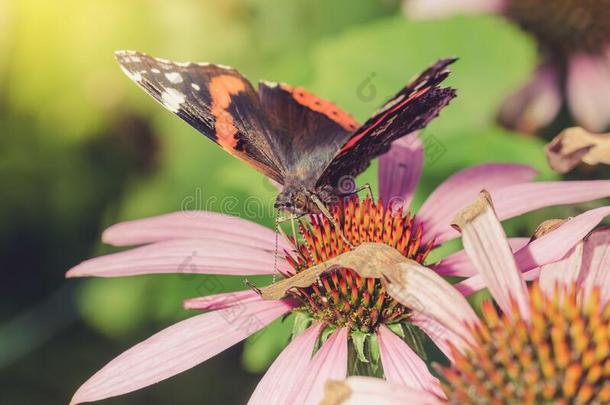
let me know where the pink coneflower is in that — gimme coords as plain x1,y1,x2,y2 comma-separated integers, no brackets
322,192,610,404
404,0,610,134
67,134,610,404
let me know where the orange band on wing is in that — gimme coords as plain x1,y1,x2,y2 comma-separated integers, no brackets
339,86,431,154
279,84,359,132
210,75,247,149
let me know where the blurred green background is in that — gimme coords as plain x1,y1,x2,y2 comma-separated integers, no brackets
0,0,570,403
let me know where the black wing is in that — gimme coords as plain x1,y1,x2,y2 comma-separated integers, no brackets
317,58,457,189
115,50,285,183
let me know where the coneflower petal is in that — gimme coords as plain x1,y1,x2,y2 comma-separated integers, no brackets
288,328,348,405
497,64,562,133
539,244,583,296
377,325,444,396
580,228,610,302
409,312,465,359
66,238,290,278
433,237,528,277
567,54,610,132
385,260,478,346
321,377,444,405
452,192,530,319
70,299,293,404
248,323,324,405
183,290,261,311
492,181,610,221
456,206,610,296
418,163,538,244
102,211,290,251
378,133,423,210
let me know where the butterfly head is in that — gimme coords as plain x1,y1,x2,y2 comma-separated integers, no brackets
275,185,311,215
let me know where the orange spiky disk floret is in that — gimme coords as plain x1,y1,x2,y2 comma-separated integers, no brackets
441,282,610,404
285,196,434,332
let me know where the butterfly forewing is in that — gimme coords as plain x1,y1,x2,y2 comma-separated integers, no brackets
317,58,457,189
115,50,285,183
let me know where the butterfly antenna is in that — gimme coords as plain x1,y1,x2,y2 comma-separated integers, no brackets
311,194,353,248
273,210,280,284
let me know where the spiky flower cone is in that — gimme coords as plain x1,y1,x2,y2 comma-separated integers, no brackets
285,197,434,333
441,282,610,404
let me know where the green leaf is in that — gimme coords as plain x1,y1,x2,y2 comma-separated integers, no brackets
403,322,427,361
291,310,313,339
369,333,381,375
387,323,405,338
351,330,369,363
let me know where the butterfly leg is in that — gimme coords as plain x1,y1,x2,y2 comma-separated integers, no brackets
310,194,354,248
339,183,374,201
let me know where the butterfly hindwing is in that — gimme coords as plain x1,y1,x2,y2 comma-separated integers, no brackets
318,58,457,189
257,82,358,184
115,50,285,183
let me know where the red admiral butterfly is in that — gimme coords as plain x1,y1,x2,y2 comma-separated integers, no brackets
115,51,456,216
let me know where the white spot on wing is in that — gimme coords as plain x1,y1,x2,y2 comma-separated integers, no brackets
191,83,200,91
165,72,183,84
161,88,186,112
119,65,142,82
151,68,161,74
261,80,278,88
115,50,137,56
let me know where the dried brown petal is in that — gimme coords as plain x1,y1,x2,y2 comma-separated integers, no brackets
259,242,406,300
546,127,610,173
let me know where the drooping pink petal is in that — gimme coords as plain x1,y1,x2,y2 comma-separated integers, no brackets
492,180,610,221
409,312,464,359
453,192,530,320
497,63,562,134
538,244,583,296
580,227,610,302
322,377,444,405
378,133,423,210
102,211,290,251
417,163,538,244
432,237,528,277
385,261,478,346
70,299,293,404
248,323,324,405
66,238,290,278
404,0,505,19
457,206,610,296
567,53,610,132
377,325,444,396
183,290,260,311
289,328,348,405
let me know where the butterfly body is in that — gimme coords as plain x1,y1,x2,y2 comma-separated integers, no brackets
115,51,457,216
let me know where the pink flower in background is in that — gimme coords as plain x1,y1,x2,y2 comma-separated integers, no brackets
404,0,610,134
67,134,610,404
322,192,610,404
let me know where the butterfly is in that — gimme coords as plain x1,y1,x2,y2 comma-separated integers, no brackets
115,51,456,217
